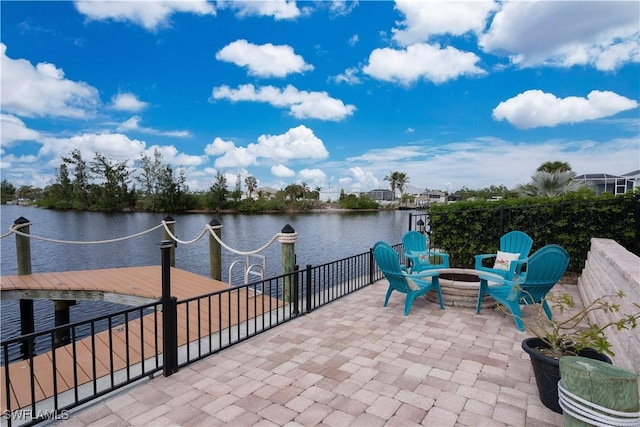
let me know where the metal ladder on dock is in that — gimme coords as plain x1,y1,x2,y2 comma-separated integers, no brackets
229,254,266,292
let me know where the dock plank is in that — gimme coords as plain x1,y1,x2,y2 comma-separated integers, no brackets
1,266,281,411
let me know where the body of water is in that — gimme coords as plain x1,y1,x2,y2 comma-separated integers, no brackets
1,205,414,351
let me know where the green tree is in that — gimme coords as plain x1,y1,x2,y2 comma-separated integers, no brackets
384,171,409,200
537,161,572,173
89,153,133,210
517,170,587,197
135,149,164,210
245,175,257,199
208,171,229,211
56,163,73,203
310,186,322,201
62,149,91,209
395,172,409,196
1,179,16,204
230,172,243,202
283,183,304,201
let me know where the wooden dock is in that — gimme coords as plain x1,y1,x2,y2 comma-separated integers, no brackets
0,266,282,412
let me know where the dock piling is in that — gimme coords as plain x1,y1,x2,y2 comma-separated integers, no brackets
279,224,296,302
15,217,35,359
208,218,222,281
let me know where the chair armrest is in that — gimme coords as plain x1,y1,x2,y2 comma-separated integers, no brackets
408,251,450,270
474,253,496,269
506,259,528,280
409,270,440,279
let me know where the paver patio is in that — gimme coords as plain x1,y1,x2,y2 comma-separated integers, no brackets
58,278,571,426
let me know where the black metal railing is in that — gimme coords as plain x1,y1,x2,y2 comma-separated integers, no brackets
175,271,300,368
1,242,396,426
1,302,162,426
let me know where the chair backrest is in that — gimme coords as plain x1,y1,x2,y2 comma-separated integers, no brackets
520,244,570,303
373,241,412,294
402,231,428,253
500,231,533,260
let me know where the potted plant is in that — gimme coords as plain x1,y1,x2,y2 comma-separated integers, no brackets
518,290,640,414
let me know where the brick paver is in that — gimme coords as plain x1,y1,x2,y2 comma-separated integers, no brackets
57,280,568,426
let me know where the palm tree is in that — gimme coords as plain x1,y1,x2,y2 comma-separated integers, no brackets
537,161,572,173
517,170,586,197
395,172,409,196
384,171,409,200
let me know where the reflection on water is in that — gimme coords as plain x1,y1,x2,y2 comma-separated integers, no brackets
1,205,414,357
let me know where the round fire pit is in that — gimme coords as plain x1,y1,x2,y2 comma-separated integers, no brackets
424,268,498,309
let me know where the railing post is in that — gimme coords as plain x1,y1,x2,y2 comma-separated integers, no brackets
15,217,35,359
208,218,222,281
408,212,413,231
293,265,300,315
499,206,504,236
279,224,297,302
369,247,375,284
160,240,178,376
305,264,312,313
163,216,176,267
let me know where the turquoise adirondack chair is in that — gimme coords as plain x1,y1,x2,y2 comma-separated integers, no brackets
373,241,444,315
474,231,533,279
401,231,450,273
475,244,570,331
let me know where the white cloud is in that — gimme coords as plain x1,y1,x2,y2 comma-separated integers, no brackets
39,133,147,166
493,90,639,129
255,125,328,161
332,67,361,85
74,0,215,30
205,137,237,156
218,0,302,20
1,115,40,147
216,39,313,78
117,116,191,137
347,145,425,163
329,1,358,18
145,144,205,167
37,133,204,175
205,125,329,170
1,43,99,118
347,166,380,191
337,136,640,193
272,164,295,178
480,1,640,71
110,93,149,112
298,168,326,188
362,43,485,85
349,34,359,46
393,0,498,46
211,84,356,121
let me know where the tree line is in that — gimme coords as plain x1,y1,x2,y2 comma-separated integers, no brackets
0,158,603,212
0,149,381,212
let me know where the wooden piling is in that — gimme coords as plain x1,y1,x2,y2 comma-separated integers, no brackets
208,218,222,281
15,217,35,356
559,356,639,426
280,224,296,302
14,217,31,276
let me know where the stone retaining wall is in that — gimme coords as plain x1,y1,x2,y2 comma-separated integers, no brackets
577,238,640,375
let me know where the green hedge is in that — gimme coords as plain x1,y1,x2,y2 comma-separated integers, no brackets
426,192,639,272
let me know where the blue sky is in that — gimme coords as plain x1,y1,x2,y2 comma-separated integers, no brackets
1,1,639,199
